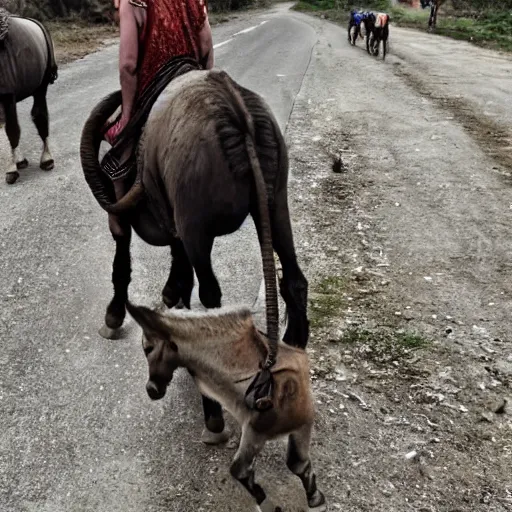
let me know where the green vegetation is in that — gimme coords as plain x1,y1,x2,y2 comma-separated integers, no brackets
391,6,512,52
309,275,430,364
293,0,391,23
337,327,430,365
0,0,272,21
294,0,512,52
309,275,348,330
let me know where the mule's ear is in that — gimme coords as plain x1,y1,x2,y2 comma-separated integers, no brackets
126,301,171,340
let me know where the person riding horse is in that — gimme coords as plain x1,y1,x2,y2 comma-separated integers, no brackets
102,0,214,234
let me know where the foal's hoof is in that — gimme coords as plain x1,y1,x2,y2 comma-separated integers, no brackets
99,324,119,340
257,498,282,512
5,171,20,184
308,490,326,511
40,159,55,171
201,427,230,445
16,158,28,170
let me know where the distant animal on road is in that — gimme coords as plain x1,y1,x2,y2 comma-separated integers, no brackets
348,10,375,47
0,8,57,184
428,0,446,30
80,63,310,446
368,12,390,60
126,301,327,512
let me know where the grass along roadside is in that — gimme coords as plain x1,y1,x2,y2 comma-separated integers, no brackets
390,6,512,53
293,0,512,53
47,21,118,65
309,275,431,369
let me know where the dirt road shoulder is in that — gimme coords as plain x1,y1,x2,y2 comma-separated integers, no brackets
285,12,512,511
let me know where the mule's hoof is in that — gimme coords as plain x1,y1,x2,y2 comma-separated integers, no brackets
201,427,230,445
16,158,28,170
40,159,55,171
5,171,20,184
309,490,326,511
105,306,125,330
99,324,119,340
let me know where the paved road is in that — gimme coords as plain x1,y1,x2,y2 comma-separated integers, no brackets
0,4,317,512
4,4,512,512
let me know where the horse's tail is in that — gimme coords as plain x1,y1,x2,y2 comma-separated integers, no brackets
209,70,280,410
0,8,10,43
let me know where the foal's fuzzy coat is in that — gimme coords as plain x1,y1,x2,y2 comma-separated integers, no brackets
127,302,326,512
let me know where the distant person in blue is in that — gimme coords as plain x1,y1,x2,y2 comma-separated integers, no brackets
348,10,374,46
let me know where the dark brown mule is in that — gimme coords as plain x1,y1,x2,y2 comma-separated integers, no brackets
80,69,309,445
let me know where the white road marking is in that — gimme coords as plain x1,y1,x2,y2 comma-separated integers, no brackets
214,38,234,49
214,20,269,50
233,20,268,37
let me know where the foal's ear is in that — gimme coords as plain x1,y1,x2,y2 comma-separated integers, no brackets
126,301,171,340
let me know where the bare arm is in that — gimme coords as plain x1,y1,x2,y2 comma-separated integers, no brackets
118,0,140,122
198,4,214,69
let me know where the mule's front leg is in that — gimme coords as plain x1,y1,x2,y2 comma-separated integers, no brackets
162,237,194,310
200,396,229,445
230,427,280,512
100,216,132,339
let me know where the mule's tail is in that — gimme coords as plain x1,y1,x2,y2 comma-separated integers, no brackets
210,70,279,411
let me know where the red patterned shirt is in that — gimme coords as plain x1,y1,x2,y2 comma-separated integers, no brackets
136,0,207,95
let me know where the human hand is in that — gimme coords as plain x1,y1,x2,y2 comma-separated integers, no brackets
104,114,129,145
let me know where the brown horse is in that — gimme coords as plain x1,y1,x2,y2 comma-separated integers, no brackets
0,8,57,184
428,0,447,30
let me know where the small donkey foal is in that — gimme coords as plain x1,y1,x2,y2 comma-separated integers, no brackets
127,302,326,512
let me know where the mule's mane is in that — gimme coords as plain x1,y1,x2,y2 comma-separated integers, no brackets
0,8,10,42
164,306,255,339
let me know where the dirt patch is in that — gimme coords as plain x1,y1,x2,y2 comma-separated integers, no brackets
393,63,512,178
47,21,118,65
283,15,512,511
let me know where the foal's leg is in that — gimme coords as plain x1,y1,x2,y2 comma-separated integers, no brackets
31,84,54,171
162,237,194,310
99,216,132,339
269,191,309,349
286,424,326,511
2,95,26,184
230,426,279,512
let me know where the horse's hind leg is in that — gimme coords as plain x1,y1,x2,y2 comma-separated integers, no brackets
269,190,309,349
182,229,222,309
99,217,132,339
162,237,194,310
286,424,326,511
32,85,54,171
1,95,26,184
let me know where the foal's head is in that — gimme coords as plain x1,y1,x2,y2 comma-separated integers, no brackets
126,302,180,400
127,301,255,401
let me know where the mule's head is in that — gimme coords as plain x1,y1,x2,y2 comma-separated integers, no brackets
126,302,179,400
